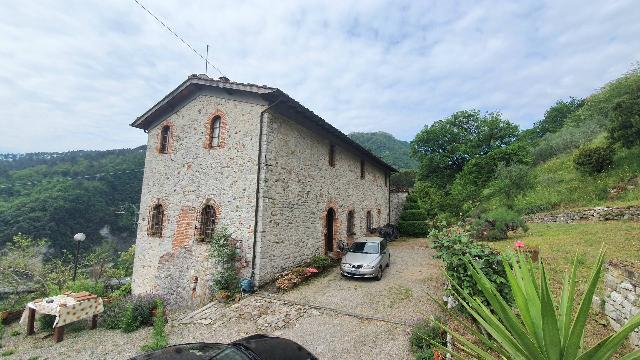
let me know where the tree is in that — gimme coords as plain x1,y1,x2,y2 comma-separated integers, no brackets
412,110,520,189
0,234,48,293
482,163,535,210
534,97,584,137
608,92,640,148
450,143,532,212
390,169,416,190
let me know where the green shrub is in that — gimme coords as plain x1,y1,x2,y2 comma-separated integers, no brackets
104,294,161,333
443,251,640,359
400,210,428,221
63,279,106,297
308,255,331,270
209,228,240,296
471,208,528,241
403,201,420,210
430,227,512,310
410,318,446,360
37,314,56,332
608,86,640,148
140,301,167,352
109,283,132,299
100,299,127,330
398,221,430,237
573,144,615,174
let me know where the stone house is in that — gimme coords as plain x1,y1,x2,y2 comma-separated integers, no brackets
130,74,396,307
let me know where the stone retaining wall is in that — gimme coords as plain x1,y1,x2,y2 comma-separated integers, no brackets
596,261,640,348
524,206,640,223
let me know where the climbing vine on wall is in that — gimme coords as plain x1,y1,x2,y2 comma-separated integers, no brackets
208,227,240,299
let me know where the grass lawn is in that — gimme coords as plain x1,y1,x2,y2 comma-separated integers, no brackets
489,221,640,291
517,144,640,213
487,221,640,354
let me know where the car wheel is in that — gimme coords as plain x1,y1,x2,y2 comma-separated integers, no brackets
376,267,383,281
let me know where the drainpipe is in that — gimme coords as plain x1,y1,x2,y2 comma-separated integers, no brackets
251,97,283,283
388,173,391,224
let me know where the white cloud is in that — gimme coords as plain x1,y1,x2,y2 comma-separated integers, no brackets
0,0,638,152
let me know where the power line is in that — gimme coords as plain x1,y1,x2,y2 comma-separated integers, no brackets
132,0,225,77
0,169,144,189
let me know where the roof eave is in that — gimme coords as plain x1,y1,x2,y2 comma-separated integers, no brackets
262,90,398,173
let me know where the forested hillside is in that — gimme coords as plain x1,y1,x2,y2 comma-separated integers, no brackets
348,131,418,170
409,66,640,228
0,147,145,252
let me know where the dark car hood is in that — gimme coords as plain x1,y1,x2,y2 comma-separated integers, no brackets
233,334,318,360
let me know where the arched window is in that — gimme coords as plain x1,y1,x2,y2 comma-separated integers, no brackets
346,210,355,236
149,204,164,237
366,210,372,232
210,116,221,147
199,204,217,240
159,125,170,154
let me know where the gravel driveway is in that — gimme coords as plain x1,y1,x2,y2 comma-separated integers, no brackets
1,237,444,360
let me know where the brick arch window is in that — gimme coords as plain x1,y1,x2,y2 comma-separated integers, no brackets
199,204,217,240
346,210,355,236
209,116,222,147
149,203,164,237
204,109,227,149
159,125,171,154
366,210,373,232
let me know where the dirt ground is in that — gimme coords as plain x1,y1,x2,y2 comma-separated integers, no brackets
2,237,445,360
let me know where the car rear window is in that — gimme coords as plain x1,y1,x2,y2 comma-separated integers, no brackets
349,242,379,254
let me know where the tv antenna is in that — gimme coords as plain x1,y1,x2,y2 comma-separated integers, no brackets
205,44,209,75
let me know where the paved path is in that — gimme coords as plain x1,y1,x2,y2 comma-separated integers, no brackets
173,237,444,360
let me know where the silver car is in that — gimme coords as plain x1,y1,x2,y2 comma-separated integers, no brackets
340,237,390,280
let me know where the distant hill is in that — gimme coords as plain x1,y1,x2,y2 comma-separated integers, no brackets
348,131,418,170
0,147,146,251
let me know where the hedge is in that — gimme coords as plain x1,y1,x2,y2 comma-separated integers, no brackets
404,202,420,210
400,210,429,221
398,221,430,237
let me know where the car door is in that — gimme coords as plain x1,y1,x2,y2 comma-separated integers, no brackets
381,240,389,267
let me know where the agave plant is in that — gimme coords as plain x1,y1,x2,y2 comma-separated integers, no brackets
439,250,640,359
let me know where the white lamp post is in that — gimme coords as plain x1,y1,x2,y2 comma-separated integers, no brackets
72,233,86,281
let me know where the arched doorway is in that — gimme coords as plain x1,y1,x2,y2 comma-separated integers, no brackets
325,208,335,254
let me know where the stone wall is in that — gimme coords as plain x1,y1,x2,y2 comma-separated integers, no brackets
254,112,390,285
132,90,266,307
596,261,640,348
390,191,408,225
524,206,640,224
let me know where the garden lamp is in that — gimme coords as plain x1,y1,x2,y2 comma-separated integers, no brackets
72,232,86,281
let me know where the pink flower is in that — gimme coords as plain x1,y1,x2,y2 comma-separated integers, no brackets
515,241,525,248
305,267,319,274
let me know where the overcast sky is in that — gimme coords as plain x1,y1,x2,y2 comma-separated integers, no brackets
1,0,639,153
